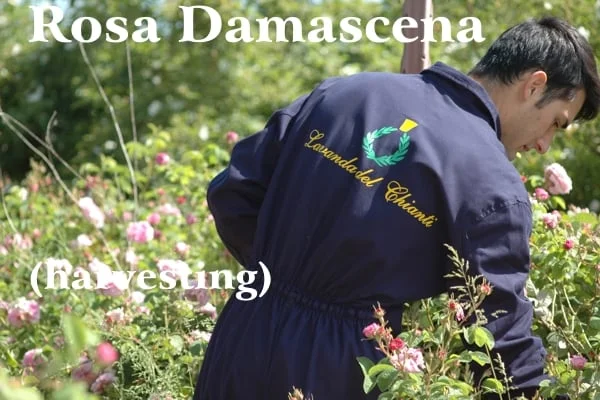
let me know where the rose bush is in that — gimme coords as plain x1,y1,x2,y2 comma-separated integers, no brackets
0,124,238,399
350,165,599,400
0,116,598,400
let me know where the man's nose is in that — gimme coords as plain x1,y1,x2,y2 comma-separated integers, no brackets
535,135,553,154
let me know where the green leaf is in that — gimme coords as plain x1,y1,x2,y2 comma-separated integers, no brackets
462,326,475,345
169,335,185,354
2,349,19,368
570,212,598,225
473,326,495,349
376,369,398,391
62,315,99,363
357,357,376,393
470,351,491,366
458,350,472,363
377,393,396,400
481,378,505,394
368,363,397,377
550,196,566,210
189,342,204,357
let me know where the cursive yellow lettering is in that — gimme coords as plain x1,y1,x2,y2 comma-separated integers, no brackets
384,180,438,228
303,131,384,190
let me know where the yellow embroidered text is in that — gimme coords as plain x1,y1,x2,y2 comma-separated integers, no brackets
384,180,438,227
304,130,384,188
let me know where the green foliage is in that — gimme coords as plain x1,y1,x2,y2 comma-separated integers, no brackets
3,0,597,205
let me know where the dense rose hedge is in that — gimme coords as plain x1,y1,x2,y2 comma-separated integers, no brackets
0,129,598,399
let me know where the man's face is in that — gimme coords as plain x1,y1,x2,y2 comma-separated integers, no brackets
501,73,586,161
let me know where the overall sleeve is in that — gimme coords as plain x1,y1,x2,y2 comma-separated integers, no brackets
206,94,309,267
454,200,547,399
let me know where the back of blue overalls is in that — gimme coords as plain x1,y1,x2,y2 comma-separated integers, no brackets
193,63,548,399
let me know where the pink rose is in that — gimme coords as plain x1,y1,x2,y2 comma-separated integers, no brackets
146,212,161,225
448,299,465,322
91,372,116,394
157,259,191,280
72,357,97,385
389,338,405,352
390,347,425,373
544,163,572,195
564,239,575,250
105,308,127,325
22,348,45,369
570,354,586,370
96,342,119,366
199,302,218,319
7,298,40,328
184,281,210,307
362,323,380,339
186,214,198,225
155,152,170,165
534,187,549,201
226,131,239,145
158,203,181,216
78,197,105,228
542,213,559,229
126,221,154,243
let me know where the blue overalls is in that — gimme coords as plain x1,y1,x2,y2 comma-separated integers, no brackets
193,63,547,399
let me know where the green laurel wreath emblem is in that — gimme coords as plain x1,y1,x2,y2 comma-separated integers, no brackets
362,126,411,167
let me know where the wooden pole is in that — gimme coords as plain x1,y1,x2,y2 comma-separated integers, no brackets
400,0,433,74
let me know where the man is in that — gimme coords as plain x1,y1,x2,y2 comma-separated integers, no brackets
193,17,600,399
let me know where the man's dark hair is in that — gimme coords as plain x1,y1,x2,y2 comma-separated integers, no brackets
469,16,600,121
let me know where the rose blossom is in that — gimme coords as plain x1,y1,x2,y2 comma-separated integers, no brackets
534,187,550,201
126,221,154,243
448,299,465,322
22,348,45,369
78,197,105,228
390,347,425,373
199,302,218,319
564,239,575,250
157,259,191,280
226,131,239,144
91,371,116,394
96,342,119,366
155,152,170,165
544,163,572,195
105,308,127,325
362,323,380,339
184,281,210,307
146,212,161,225
542,213,559,229
570,354,586,370
7,298,40,327
158,203,181,217
389,338,405,352
72,356,97,385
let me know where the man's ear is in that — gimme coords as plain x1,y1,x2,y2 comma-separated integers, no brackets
523,70,548,100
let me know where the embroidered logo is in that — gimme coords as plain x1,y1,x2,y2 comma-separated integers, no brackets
362,118,419,167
